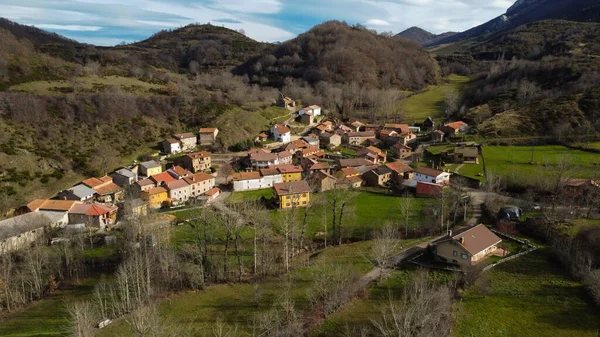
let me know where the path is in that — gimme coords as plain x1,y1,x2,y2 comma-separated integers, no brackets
453,163,465,174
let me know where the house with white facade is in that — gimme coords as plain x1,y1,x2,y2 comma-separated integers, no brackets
232,171,283,192
414,167,451,185
174,133,198,152
183,172,216,198
166,179,192,204
161,138,182,154
271,124,291,143
249,151,280,169
299,105,322,117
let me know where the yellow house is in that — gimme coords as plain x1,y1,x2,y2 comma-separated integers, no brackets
274,180,311,209
140,160,162,177
432,224,502,268
271,164,303,182
141,187,169,209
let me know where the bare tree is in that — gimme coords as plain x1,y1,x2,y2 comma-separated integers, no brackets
68,301,97,337
398,193,413,237
584,269,600,306
370,224,401,281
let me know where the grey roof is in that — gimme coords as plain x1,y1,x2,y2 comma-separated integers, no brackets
114,168,137,178
0,212,54,240
38,210,67,223
303,136,318,143
140,160,161,169
69,184,97,199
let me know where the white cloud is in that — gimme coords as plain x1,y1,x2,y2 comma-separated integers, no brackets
211,0,283,14
34,24,103,31
365,19,390,26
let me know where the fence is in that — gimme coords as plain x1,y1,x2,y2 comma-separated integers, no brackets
483,228,537,271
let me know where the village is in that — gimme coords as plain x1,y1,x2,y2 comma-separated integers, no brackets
0,93,522,271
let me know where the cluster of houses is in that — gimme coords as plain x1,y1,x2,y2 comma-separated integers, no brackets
236,115,462,209
1,125,223,253
161,128,219,154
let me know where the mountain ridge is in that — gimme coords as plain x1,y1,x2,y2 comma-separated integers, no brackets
395,27,456,46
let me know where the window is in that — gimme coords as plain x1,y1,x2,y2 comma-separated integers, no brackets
452,251,457,257
461,253,468,260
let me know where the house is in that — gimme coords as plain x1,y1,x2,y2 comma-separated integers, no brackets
299,146,320,159
299,105,321,117
379,129,400,145
385,161,414,184
408,126,421,134
283,139,310,154
432,225,502,267
271,164,303,182
204,187,221,203
392,143,412,160
441,121,469,138
136,178,156,192
161,138,181,154
274,180,311,209
82,176,123,204
320,133,341,149
58,184,97,202
300,112,314,125
336,125,352,135
26,199,81,214
309,170,337,192
302,136,319,147
452,147,479,164
199,128,219,146
141,187,169,208
346,131,376,146
232,171,282,192
422,117,435,131
183,172,216,198
277,151,293,165
307,162,332,176
256,133,269,143
271,124,291,144
168,165,192,179
432,130,445,143
363,166,393,187
111,168,138,187
150,171,178,185
338,158,374,168
414,167,451,185
398,132,417,145
165,180,192,204
117,199,148,220
179,151,211,173
365,138,383,147
0,212,64,254
68,203,118,229
357,146,387,164
276,94,295,109
384,123,410,135
139,160,162,177
350,121,364,132
337,167,363,188
174,133,198,152
249,151,280,169
416,181,444,197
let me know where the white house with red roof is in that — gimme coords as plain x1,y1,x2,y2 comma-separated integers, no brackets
271,124,291,143
414,167,451,185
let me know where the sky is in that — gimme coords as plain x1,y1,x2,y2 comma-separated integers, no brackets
0,0,515,46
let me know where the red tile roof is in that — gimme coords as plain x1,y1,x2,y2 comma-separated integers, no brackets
186,151,211,159
94,182,122,196
174,132,196,139
341,167,360,177
184,172,214,183
384,124,410,134
70,203,116,216
27,199,80,212
145,187,168,195
233,171,262,181
275,124,291,134
416,181,444,196
205,187,220,196
271,164,303,174
150,172,178,184
386,161,414,174
446,224,502,256
444,121,468,130
199,128,218,133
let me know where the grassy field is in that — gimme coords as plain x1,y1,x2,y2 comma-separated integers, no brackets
402,74,470,124
483,145,599,187
0,280,98,337
226,189,274,204
97,239,419,337
271,191,438,241
9,75,167,96
454,247,600,337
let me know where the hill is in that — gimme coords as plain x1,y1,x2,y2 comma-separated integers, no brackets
432,0,600,47
114,24,271,73
234,21,438,90
442,20,600,140
396,27,456,46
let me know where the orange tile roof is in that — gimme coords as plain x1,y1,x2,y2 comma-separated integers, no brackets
275,124,291,134
233,171,262,181
174,132,196,139
271,164,303,174
27,199,80,212
260,168,280,176
145,187,168,195
384,123,410,134
199,128,218,133
184,172,214,183
70,203,116,216
94,182,122,196
386,161,414,174
186,151,211,159
341,167,360,177
170,165,192,177
205,187,220,196
444,121,468,130
150,172,178,184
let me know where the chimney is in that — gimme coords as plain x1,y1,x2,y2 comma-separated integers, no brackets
447,230,452,237
459,237,465,244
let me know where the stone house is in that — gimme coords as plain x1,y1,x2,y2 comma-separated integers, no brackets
345,131,376,146
199,128,219,146
183,172,216,198
392,143,412,159
179,151,211,173
363,166,393,187
174,133,198,152
68,203,118,230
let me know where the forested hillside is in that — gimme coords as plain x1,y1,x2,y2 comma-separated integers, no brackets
235,21,438,89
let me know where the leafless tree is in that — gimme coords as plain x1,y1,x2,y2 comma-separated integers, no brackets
370,224,401,281
68,300,97,337
584,269,600,306
398,193,413,237
327,189,358,245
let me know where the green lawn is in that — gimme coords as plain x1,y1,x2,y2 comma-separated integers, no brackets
483,145,599,187
271,191,438,241
402,74,470,124
455,247,600,337
97,240,417,337
0,280,97,337
226,189,274,204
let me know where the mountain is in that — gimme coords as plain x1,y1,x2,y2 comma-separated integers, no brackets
234,21,438,90
431,0,600,46
396,27,457,46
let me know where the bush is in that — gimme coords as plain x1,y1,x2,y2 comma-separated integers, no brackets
584,269,600,306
